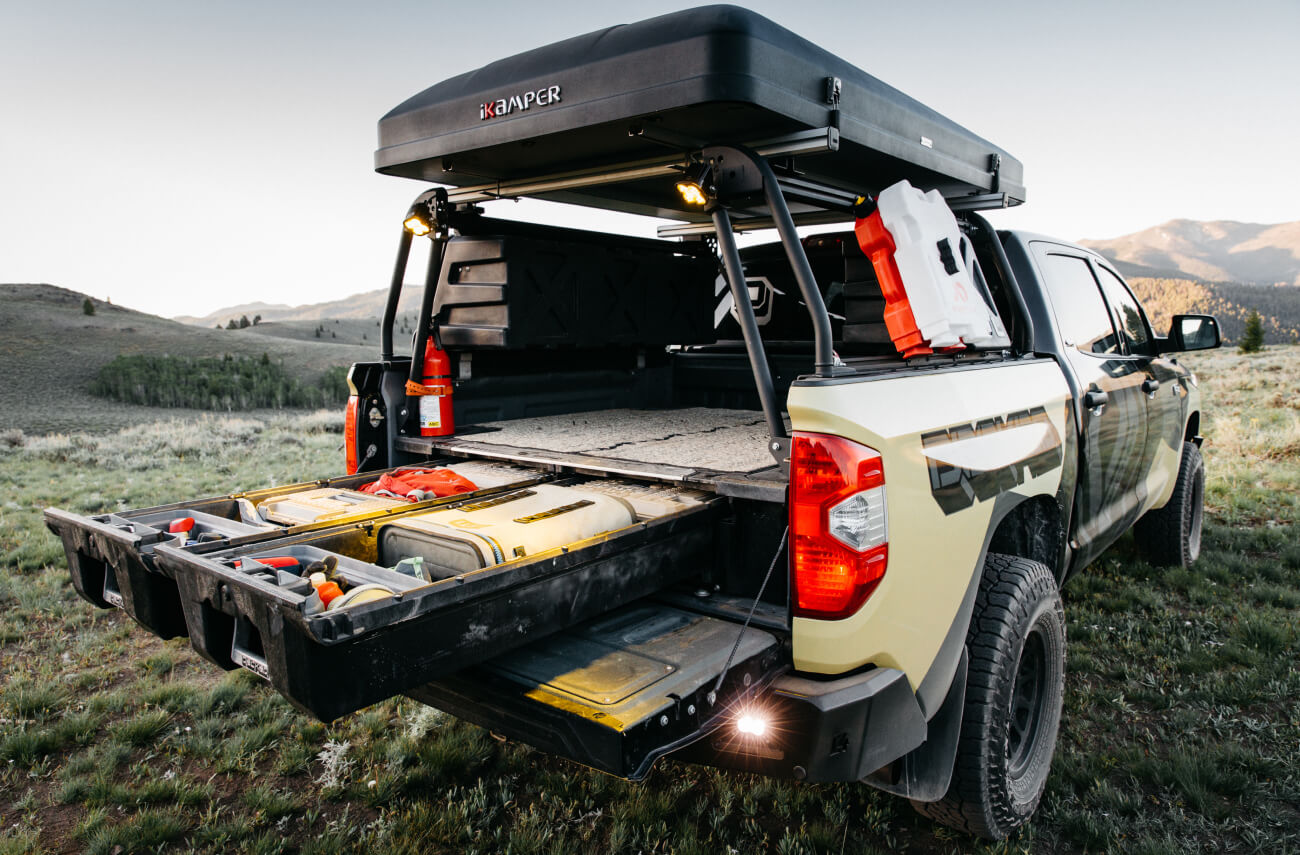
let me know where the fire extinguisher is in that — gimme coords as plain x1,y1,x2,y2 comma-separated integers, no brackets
405,325,455,437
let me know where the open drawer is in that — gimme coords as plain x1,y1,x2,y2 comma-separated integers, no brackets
150,479,723,721
43,459,545,639
410,601,786,779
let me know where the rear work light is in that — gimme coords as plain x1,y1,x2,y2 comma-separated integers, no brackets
344,395,360,474
790,432,888,620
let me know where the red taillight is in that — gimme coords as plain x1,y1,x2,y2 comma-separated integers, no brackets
790,432,888,620
344,395,360,474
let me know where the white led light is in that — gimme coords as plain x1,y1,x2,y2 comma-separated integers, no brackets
827,485,887,551
736,714,768,738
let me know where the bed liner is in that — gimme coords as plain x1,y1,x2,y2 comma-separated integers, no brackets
395,407,791,500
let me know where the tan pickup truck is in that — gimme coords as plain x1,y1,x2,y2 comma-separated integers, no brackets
47,5,1220,839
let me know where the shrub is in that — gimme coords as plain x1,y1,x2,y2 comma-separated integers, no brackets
82,297,95,316
90,354,349,410
1240,310,1264,353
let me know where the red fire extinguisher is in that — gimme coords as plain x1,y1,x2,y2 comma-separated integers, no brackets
405,327,455,437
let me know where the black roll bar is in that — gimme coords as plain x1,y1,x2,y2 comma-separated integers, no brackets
705,145,836,377
380,229,413,362
965,211,1036,353
406,232,448,398
711,206,786,442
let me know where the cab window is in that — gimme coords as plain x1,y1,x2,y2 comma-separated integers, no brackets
1036,250,1119,355
1095,265,1151,353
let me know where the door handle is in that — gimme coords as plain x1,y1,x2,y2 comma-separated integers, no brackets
1142,378,1160,396
1084,388,1109,410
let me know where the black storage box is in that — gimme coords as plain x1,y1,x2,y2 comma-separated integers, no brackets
43,461,546,640
721,232,889,350
433,231,717,349
152,497,720,721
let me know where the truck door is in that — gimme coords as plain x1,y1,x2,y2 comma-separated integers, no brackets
1091,263,1186,511
1032,244,1149,565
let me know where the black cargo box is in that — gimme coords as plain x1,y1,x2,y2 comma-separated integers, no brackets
433,227,717,349
376,5,1023,219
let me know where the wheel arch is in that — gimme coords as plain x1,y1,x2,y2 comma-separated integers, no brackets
986,494,1067,584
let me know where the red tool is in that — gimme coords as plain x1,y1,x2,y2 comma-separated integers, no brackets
168,517,195,535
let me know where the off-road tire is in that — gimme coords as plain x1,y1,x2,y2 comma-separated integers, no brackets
1134,441,1204,568
911,553,1066,840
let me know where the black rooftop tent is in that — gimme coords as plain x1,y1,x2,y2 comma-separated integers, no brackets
375,4,1024,222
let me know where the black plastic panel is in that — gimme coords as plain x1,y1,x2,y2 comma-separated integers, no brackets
433,232,716,350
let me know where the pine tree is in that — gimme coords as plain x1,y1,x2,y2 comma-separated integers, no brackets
239,315,251,329
82,298,95,316
1239,310,1264,353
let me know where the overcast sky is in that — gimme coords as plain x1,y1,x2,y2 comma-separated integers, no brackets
3,0,1297,318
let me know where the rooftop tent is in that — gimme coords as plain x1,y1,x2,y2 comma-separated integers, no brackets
374,5,1024,222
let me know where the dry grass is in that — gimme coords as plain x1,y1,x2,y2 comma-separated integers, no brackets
1183,346,1300,525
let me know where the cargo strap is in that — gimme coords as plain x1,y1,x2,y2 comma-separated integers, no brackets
404,379,452,396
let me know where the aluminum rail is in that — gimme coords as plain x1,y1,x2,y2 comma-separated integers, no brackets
441,128,839,207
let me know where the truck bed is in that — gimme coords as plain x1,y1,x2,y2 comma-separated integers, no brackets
396,407,790,499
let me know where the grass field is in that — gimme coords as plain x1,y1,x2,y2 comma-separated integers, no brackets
1,347,1297,854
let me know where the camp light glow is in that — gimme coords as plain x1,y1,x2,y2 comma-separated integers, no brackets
403,215,431,236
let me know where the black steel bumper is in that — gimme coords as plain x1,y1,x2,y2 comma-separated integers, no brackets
671,666,927,782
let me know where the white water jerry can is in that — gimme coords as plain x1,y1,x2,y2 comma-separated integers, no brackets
856,179,1010,357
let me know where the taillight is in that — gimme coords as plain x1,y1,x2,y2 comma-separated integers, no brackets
344,395,360,474
790,432,888,620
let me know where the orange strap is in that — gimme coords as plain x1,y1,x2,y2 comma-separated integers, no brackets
404,379,452,396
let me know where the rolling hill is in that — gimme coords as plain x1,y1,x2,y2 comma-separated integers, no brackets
0,283,375,434
1081,219,1300,286
175,286,425,327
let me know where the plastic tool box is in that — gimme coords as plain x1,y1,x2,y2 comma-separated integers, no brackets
151,478,722,721
375,6,1023,219
44,460,544,640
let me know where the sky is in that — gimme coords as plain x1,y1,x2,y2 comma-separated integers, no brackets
2,0,1297,318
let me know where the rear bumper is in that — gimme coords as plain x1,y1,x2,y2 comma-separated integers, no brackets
671,667,927,782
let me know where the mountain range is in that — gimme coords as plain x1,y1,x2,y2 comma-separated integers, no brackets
174,288,424,329
1080,219,1300,286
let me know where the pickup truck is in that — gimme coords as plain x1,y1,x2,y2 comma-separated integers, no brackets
45,5,1221,841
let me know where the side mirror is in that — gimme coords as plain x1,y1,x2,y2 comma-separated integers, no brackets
1166,314,1221,352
